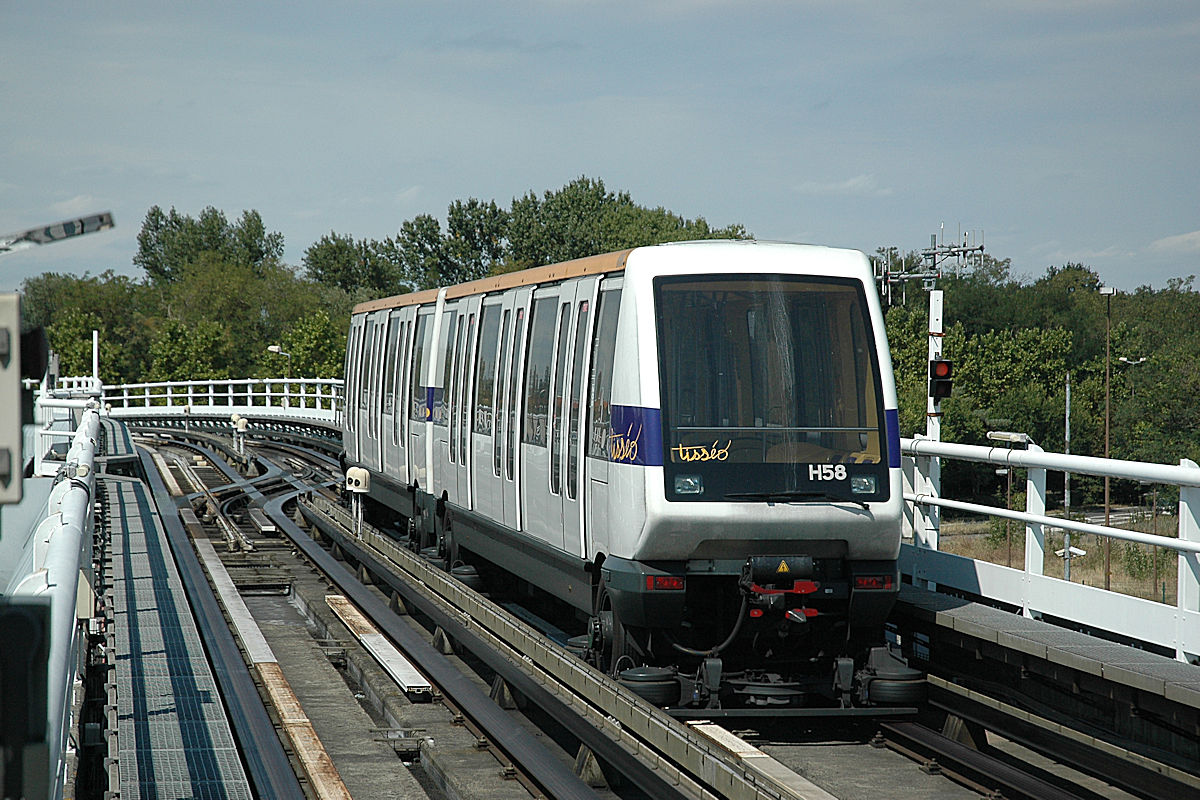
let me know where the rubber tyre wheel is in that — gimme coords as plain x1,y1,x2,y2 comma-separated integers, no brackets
442,518,460,571
868,677,927,705
595,579,636,675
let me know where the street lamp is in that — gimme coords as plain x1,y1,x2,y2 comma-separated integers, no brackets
267,344,292,378
1119,356,1147,398
1099,285,1116,590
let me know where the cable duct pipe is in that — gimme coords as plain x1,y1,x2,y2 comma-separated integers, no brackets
9,405,100,799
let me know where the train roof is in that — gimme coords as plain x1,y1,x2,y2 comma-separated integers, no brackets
350,240,868,315
352,248,633,314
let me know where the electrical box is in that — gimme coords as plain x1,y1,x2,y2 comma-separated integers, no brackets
1,293,20,505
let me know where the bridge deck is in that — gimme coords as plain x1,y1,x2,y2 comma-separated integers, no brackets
104,475,253,799
896,583,1200,709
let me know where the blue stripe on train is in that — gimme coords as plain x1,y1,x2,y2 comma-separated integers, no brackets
886,408,901,469
608,405,664,466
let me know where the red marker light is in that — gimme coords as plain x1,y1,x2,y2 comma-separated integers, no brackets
645,575,685,591
854,575,894,590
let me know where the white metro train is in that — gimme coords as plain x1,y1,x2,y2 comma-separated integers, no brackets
341,240,919,707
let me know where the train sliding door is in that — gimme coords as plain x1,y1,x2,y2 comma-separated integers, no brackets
407,306,435,488
520,288,563,547
380,308,408,484
429,302,459,499
451,296,481,508
560,278,598,557
499,289,530,531
343,317,363,465
471,300,504,518
359,310,386,472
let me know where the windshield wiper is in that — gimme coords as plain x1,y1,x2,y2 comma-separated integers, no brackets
724,490,868,509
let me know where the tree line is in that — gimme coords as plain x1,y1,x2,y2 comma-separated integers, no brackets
883,255,1200,505
21,177,746,384
19,177,1200,505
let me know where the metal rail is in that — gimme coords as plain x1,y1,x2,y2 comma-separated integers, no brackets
275,496,608,800
877,721,1087,800
135,447,306,800
298,493,835,800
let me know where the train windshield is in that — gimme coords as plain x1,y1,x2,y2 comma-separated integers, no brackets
654,274,888,502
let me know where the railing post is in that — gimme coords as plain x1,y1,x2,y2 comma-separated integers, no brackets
912,438,940,552
1024,445,1047,618
1178,458,1200,662
901,456,916,539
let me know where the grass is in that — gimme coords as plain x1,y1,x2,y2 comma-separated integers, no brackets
935,512,1180,605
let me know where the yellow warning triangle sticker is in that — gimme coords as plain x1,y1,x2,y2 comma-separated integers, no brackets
776,559,790,574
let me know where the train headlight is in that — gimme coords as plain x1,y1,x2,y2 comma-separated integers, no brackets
850,474,876,495
674,474,703,495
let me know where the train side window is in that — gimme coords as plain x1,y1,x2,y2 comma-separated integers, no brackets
523,297,556,449
474,305,501,435
587,288,621,458
435,311,457,427
459,313,476,460
566,300,590,499
505,306,525,480
383,314,399,416
549,302,572,495
494,309,512,477
359,320,373,410
410,312,431,422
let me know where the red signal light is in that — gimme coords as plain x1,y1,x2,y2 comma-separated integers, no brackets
929,359,954,400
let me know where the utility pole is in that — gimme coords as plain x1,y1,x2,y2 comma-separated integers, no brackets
876,226,985,570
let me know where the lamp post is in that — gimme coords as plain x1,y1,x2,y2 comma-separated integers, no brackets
267,344,292,378
1099,285,1116,590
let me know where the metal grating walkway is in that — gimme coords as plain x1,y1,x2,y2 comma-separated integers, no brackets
105,476,253,800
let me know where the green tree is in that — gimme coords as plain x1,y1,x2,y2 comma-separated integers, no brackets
445,198,509,283
259,309,346,378
393,214,451,290
23,270,153,383
303,232,408,295
146,318,236,381
134,205,284,284
505,176,748,269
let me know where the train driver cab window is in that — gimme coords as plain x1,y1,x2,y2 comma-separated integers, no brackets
654,275,888,502
587,288,621,459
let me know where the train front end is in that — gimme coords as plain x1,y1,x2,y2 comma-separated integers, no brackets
596,241,909,706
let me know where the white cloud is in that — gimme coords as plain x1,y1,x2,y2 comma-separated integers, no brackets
793,175,893,198
1149,230,1200,254
50,195,105,218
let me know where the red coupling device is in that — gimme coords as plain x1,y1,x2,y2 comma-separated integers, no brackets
786,608,818,623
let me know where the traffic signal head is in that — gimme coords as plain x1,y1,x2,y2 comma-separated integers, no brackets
929,359,953,400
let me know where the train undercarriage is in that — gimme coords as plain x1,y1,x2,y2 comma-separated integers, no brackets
356,486,925,712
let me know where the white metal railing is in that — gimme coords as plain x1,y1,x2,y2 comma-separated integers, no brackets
99,378,345,426
902,436,1200,663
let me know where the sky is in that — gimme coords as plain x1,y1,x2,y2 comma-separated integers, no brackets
2,1,1199,293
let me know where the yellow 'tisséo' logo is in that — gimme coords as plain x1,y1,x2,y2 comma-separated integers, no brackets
610,423,642,463
671,440,732,463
